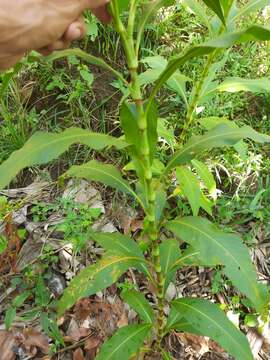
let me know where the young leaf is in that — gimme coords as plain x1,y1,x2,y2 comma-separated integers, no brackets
58,255,143,315
202,0,225,24
90,232,151,277
121,289,154,323
64,160,143,207
0,128,125,189
176,167,200,216
165,123,270,172
120,102,141,152
191,159,216,199
167,298,253,360
95,324,151,360
120,101,158,164
160,239,181,288
166,217,270,312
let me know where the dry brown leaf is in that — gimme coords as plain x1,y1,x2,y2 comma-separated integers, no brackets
73,348,85,360
0,330,16,360
84,336,101,351
22,328,50,355
117,311,128,328
84,337,101,360
65,327,91,343
74,298,94,322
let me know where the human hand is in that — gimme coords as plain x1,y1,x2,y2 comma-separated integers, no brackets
0,0,110,70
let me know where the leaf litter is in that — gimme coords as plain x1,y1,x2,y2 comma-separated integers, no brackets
0,179,269,359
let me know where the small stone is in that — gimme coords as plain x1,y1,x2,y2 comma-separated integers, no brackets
48,273,66,296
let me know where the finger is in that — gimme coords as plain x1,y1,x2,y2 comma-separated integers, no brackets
84,0,110,10
92,5,111,23
38,39,71,56
64,17,86,42
0,54,23,71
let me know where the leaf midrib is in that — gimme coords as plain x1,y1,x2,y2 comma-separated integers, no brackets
174,220,262,302
102,325,150,360
174,301,250,359
166,127,268,170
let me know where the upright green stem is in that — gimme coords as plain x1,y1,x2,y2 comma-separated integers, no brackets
110,1,166,350
178,52,215,145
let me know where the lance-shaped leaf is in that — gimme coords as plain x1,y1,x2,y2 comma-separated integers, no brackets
202,0,225,24
64,160,143,207
140,56,190,105
233,0,270,20
90,232,151,278
0,128,125,189
191,159,216,199
183,0,211,32
166,217,270,312
167,298,253,360
136,0,175,54
121,290,154,323
206,77,270,95
176,167,201,216
46,49,126,85
160,239,181,289
58,255,143,315
147,25,270,109
95,324,151,360
165,123,270,172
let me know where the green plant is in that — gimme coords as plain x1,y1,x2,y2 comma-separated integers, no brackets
1,1,270,358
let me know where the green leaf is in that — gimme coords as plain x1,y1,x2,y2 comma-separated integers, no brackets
202,0,225,24
120,100,158,165
0,128,125,189
191,159,216,199
12,291,31,307
140,56,190,105
64,160,143,206
46,49,126,85
176,167,200,216
58,255,143,315
166,217,270,312
147,25,270,109
167,298,253,360
183,0,211,32
157,118,175,149
96,324,151,360
233,0,270,20
213,77,270,94
5,307,16,330
35,276,50,307
121,290,154,323
165,123,270,172
117,0,129,14
90,232,150,277
198,117,248,159
160,239,181,288
79,68,94,88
